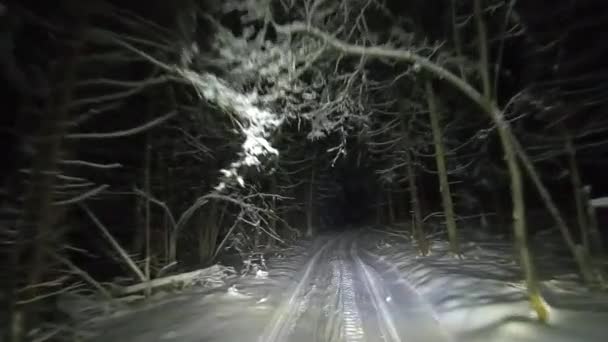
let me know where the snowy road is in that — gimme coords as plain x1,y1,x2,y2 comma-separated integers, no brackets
258,233,448,342
88,232,450,342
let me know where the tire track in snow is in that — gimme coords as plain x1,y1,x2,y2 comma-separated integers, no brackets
331,237,366,342
351,240,403,342
337,259,365,342
258,239,334,342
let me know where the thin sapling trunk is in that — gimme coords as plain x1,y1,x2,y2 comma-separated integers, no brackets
426,80,460,255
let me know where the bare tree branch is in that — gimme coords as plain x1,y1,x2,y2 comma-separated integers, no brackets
66,111,177,139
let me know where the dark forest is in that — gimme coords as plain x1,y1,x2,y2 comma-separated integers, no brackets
2,1,608,341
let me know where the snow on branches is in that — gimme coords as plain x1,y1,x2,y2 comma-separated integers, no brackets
205,0,373,160
176,70,282,190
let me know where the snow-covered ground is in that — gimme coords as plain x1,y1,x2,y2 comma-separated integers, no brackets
58,228,608,342
76,233,448,341
362,227,608,342
72,240,320,341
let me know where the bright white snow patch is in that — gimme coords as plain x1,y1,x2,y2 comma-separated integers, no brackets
590,197,608,208
255,269,269,279
227,285,239,295
367,229,608,342
256,297,268,304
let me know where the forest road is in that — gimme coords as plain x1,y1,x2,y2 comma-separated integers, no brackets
258,232,451,342
88,232,451,342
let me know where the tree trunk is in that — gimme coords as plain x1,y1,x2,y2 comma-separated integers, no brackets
133,193,145,255
115,265,226,296
450,0,467,81
254,225,261,249
473,3,546,318
197,211,208,264
306,163,316,237
156,145,172,264
405,149,428,255
387,190,395,224
168,231,177,264
497,117,548,322
266,175,278,250
10,32,81,341
564,129,589,253
143,132,152,297
474,0,492,98
582,187,604,257
266,215,277,250
480,211,489,229
511,135,595,285
426,80,460,255
198,200,218,265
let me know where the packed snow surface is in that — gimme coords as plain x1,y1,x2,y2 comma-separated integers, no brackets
79,229,608,342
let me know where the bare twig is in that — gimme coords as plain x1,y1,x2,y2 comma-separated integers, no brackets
133,188,177,229
54,185,110,206
59,160,122,169
51,252,113,300
66,111,177,139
